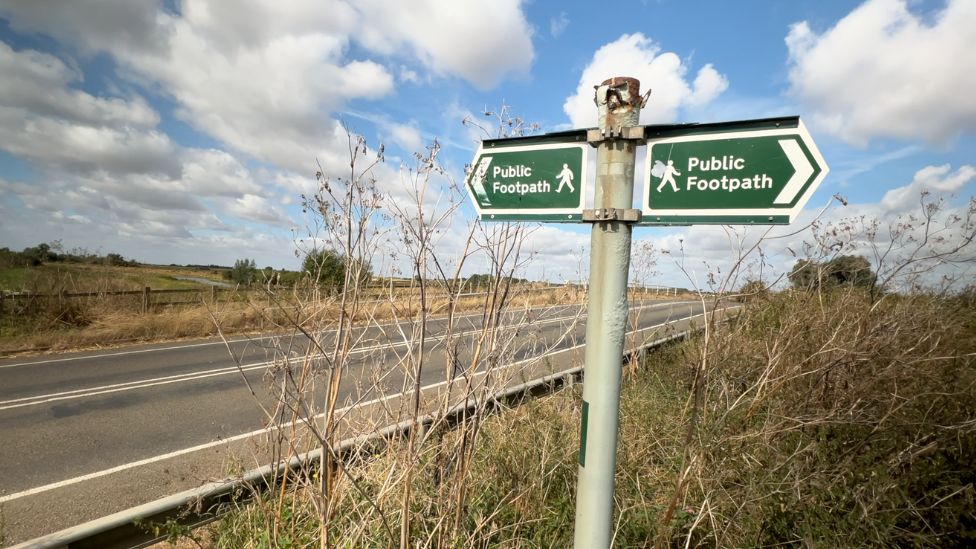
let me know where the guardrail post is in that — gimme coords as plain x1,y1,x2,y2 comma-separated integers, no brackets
142,286,150,314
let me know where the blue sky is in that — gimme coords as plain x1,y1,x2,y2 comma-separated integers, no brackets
0,0,973,288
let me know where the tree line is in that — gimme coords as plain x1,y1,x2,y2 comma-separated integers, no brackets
224,249,372,290
0,242,137,269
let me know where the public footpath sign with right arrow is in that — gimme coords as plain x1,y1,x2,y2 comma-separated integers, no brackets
642,118,827,224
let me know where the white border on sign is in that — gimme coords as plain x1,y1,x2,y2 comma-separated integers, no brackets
640,120,829,223
466,142,590,217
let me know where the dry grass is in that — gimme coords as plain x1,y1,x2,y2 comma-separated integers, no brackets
173,287,976,548
663,288,976,547
0,263,225,292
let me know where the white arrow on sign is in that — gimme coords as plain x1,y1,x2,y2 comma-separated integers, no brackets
773,139,814,205
469,156,493,206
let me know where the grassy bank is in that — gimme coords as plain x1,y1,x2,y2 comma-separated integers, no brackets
0,263,226,293
0,263,231,353
166,287,976,548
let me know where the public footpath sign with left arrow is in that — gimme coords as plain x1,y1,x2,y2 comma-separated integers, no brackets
642,118,828,224
466,141,589,221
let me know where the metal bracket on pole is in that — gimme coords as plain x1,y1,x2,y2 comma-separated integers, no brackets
581,208,642,223
586,126,644,147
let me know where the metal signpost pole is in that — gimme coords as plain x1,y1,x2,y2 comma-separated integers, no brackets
573,76,643,548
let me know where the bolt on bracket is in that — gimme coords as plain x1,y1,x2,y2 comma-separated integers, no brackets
582,208,642,223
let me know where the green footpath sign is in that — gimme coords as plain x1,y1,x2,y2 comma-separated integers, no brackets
466,142,588,221
643,120,827,224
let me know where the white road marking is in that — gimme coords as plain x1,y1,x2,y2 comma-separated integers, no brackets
0,303,696,411
0,309,717,505
0,304,592,369
0,301,694,409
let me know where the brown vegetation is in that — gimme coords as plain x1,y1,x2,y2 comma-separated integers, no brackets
148,286,973,548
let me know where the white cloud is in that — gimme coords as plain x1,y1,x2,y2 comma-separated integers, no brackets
563,33,728,128
181,149,263,197
125,18,394,174
0,42,178,176
523,225,589,259
0,0,539,241
2,0,397,175
550,12,569,38
387,122,424,153
0,42,158,128
272,172,319,200
880,164,976,212
0,0,165,55
786,0,976,145
178,0,358,56
355,0,534,89
0,38,307,255
398,65,421,85
0,108,179,176
227,194,293,227
687,64,729,107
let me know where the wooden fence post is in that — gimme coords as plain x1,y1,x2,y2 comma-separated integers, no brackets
211,285,217,304
142,286,151,314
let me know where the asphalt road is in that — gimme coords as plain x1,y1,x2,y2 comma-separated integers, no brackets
0,298,707,544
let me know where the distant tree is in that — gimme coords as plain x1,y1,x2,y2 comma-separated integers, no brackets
104,253,130,266
788,259,819,289
277,270,302,287
303,249,344,288
465,273,492,289
302,249,371,291
463,273,529,291
0,247,18,269
828,255,876,287
789,255,877,290
20,243,55,266
738,279,769,301
229,258,258,286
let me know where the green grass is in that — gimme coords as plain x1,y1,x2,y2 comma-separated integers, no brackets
0,263,222,292
0,267,28,290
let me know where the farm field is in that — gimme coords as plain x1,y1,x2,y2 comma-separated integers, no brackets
0,262,235,354
0,262,228,293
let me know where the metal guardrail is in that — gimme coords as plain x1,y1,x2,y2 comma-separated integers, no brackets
11,323,707,549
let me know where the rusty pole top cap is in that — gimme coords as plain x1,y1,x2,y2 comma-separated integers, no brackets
600,76,640,89
597,76,643,111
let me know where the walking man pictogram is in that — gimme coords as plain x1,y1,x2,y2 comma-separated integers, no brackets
656,160,681,192
556,163,575,193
